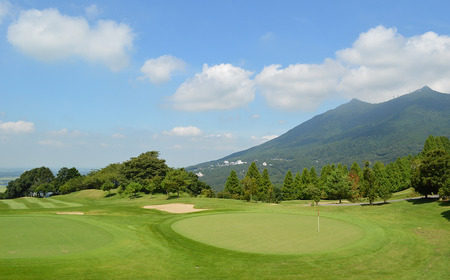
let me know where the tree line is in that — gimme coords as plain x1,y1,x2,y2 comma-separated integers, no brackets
1,136,448,202
218,135,450,204
1,151,213,199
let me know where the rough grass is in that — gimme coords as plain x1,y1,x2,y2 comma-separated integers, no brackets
0,191,448,279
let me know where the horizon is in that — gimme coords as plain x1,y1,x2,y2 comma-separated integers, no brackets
1,1,450,169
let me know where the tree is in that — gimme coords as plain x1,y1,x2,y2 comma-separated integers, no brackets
125,182,142,198
258,169,273,202
54,167,81,189
5,167,54,198
162,169,190,198
326,169,350,203
121,151,169,181
305,184,321,205
224,170,242,198
241,176,258,202
281,170,294,200
101,181,116,195
412,149,450,198
373,161,392,203
362,161,378,205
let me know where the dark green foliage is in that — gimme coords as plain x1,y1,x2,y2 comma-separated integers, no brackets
326,169,350,203
281,170,294,200
373,161,392,203
223,170,242,198
5,167,54,198
121,151,169,181
162,169,190,198
362,161,378,205
54,167,81,188
412,149,450,197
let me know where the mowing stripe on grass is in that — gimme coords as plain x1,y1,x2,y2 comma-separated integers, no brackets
0,200,28,209
21,197,58,209
43,198,83,207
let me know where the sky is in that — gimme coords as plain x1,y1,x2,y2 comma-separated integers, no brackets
1,0,450,169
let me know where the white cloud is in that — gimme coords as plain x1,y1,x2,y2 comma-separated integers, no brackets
337,26,450,102
112,133,126,139
38,139,64,147
0,0,11,24
0,120,34,133
256,59,345,111
140,55,186,84
255,25,450,110
85,4,101,19
7,8,134,71
48,128,82,137
205,133,233,139
163,126,203,136
251,135,278,142
170,63,256,111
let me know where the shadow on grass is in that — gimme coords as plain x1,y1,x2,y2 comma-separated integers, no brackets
406,197,439,205
441,210,450,221
104,193,117,198
166,194,180,200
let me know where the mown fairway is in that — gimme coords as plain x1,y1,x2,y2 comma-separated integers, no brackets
0,190,448,279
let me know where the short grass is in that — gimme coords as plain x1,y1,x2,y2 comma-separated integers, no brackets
0,190,448,279
172,212,365,254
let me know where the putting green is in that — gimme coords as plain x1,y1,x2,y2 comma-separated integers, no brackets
0,215,114,259
172,212,365,254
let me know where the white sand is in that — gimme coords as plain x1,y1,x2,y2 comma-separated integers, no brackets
143,203,208,213
56,212,85,215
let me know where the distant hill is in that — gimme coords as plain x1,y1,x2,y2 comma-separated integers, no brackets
187,86,450,190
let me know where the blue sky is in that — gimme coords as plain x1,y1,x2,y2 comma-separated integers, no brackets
1,0,450,169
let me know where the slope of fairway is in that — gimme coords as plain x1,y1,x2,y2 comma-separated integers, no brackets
172,212,365,254
0,215,114,258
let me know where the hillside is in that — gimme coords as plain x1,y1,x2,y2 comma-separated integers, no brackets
188,86,450,190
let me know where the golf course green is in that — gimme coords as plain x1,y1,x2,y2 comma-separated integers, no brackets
172,212,365,254
0,190,448,279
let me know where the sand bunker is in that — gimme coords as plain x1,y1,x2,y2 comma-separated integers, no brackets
143,203,208,213
56,212,85,215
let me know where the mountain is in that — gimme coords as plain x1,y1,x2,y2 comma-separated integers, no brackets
187,86,450,190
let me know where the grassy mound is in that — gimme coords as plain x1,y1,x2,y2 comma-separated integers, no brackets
172,212,365,254
0,215,114,258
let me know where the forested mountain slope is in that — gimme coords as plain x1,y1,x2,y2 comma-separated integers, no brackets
188,86,450,190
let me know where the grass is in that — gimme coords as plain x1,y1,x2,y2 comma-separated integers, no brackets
172,212,365,254
0,190,448,279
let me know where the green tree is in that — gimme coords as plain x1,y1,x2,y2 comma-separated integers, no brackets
362,161,378,205
121,151,169,181
241,176,258,202
162,169,190,198
258,169,273,202
412,149,450,198
5,167,54,198
326,169,350,203
54,167,81,189
224,170,242,198
281,170,294,200
101,181,116,195
348,162,363,202
373,161,392,203
125,182,143,198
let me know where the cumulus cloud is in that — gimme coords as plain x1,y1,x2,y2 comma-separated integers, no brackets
170,63,256,111
337,26,450,102
0,0,11,24
7,8,134,71
256,59,345,111
255,25,450,110
140,55,186,84
163,126,203,136
0,120,34,133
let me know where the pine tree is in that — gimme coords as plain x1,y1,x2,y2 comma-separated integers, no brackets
281,170,294,200
259,169,273,202
224,170,242,198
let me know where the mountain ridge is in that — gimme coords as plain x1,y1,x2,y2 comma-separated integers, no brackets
188,86,450,190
